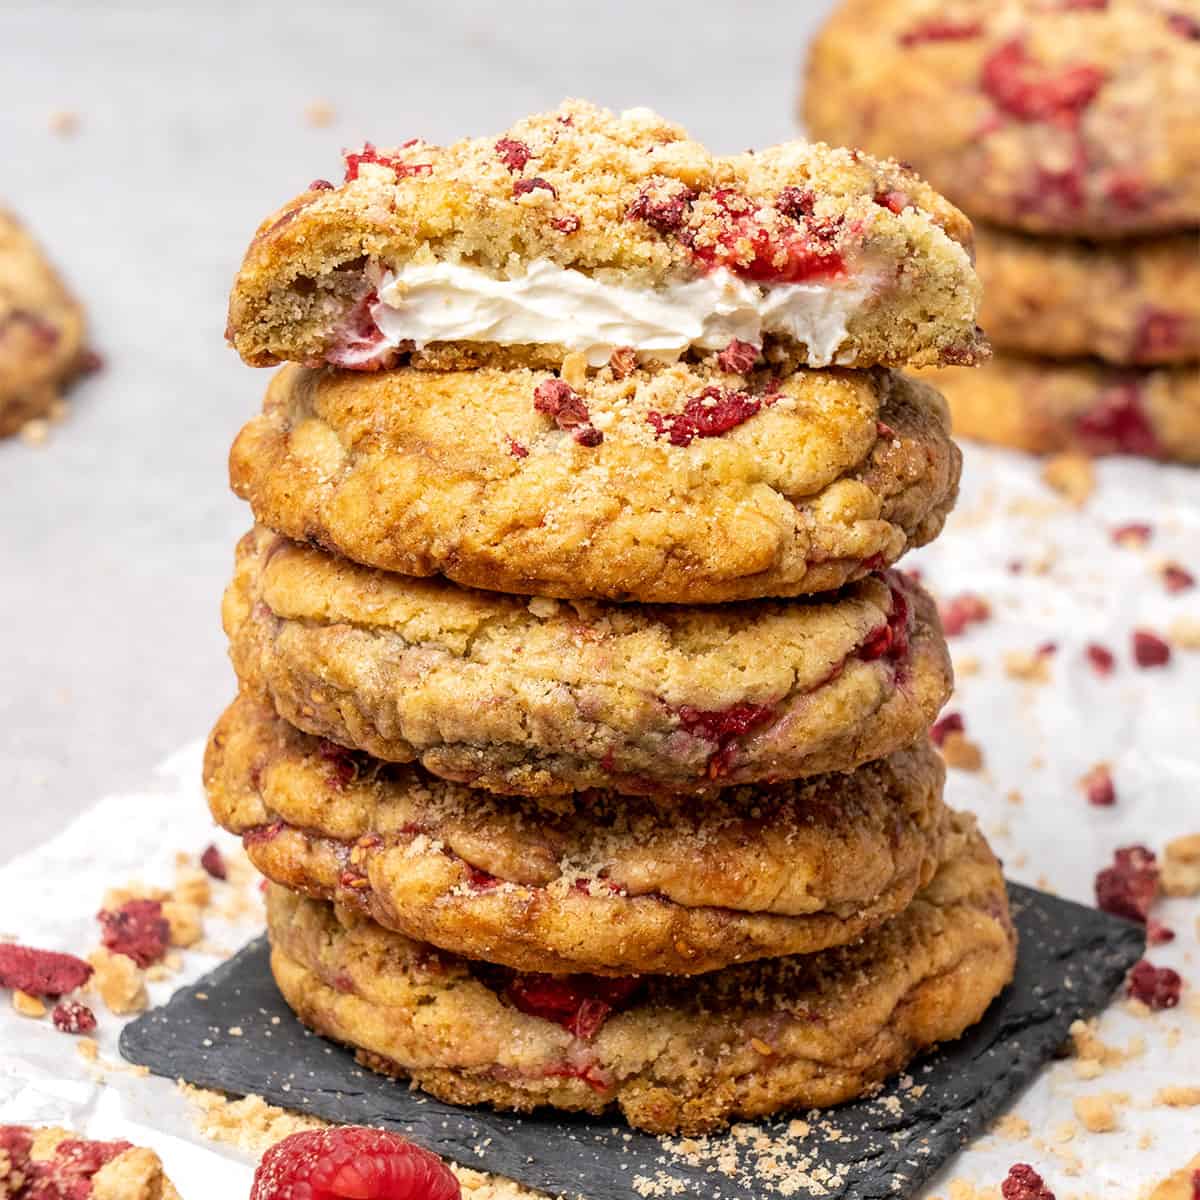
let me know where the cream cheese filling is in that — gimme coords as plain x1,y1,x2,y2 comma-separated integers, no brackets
371,259,872,367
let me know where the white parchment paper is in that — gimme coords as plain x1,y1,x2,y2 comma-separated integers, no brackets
1,444,1198,1197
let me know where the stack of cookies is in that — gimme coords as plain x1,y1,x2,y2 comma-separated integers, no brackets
805,0,1200,464
204,101,1016,1135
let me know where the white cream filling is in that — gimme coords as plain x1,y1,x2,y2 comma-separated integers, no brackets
371,259,872,367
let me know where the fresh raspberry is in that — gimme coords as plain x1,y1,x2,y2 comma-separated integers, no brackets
507,437,529,459
625,182,695,233
343,143,432,182
1167,11,1200,38
512,177,555,199
1111,521,1152,546
1132,308,1186,362
1095,845,1159,923
716,338,760,373
0,943,93,997
318,740,362,788
98,899,170,968
676,702,776,743
494,137,531,173
1001,1164,1055,1200
251,1127,461,1200
981,38,1106,125
52,1000,97,1034
1073,384,1163,458
534,379,590,429
200,843,228,880
938,592,990,637
1126,959,1182,1010
647,387,765,446
898,17,984,45
930,712,965,748
502,972,640,1040
1132,630,1171,668
1164,564,1195,593
1080,763,1115,807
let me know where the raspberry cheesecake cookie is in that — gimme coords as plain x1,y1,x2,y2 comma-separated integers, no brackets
0,1126,180,1200
0,209,89,437
207,696,951,976
265,820,1015,1135
804,0,1200,237
227,100,986,372
230,361,959,603
921,355,1200,462
974,225,1200,366
224,529,953,798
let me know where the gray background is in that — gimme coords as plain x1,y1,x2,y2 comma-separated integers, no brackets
1,0,837,863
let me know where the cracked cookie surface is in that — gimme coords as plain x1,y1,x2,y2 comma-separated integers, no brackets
207,696,950,975
230,361,960,603
265,821,1015,1135
804,0,1200,237
227,99,984,371
224,528,953,798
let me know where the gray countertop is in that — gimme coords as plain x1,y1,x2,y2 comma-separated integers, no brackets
1,0,835,863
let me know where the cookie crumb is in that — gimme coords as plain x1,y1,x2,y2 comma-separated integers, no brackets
1041,453,1094,506
87,947,148,1015
1168,617,1200,650
939,730,984,771
304,99,336,127
48,109,79,135
1072,1093,1121,1133
1003,650,1051,684
12,989,47,1018
20,418,50,447
1163,834,1200,896
1154,1085,1200,1107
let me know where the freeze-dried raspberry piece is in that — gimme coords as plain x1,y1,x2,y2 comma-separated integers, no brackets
938,592,990,637
1146,919,1175,946
573,424,603,447
503,972,640,1040
1132,308,1186,362
929,712,964,748
1095,845,1159,923
1001,1164,1055,1200
512,177,555,199
251,1127,461,1200
494,137,531,173
15,1137,136,1197
1073,384,1163,458
326,290,392,371
647,387,765,447
860,581,910,663
608,346,637,378
1080,763,1115,807
507,437,529,459
1164,564,1195,593
1111,522,1152,547
465,865,500,892
551,213,581,234
716,338,760,373
0,943,93,997
97,899,170,968
343,142,432,182
898,17,984,45
1167,11,1200,38
308,179,335,192
676,702,776,743
774,187,816,220
874,188,912,214
200,843,228,881
625,182,695,233
981,38,1106,125
1126,959,1182,1010
534,379,590,430
1132,630,1171,668
52,999,97,1034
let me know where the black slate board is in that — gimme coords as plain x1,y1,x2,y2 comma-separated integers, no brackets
121,884,1143,1199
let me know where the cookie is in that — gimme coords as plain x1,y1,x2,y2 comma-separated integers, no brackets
224,528,953,798
804,0,1200,237
920,355,1200,462
265,819,1015,1135
0,1125,181,1200
230,361,960,604
975,224,1200,366
0,209,89,437
226,100,986,372
206,695,951,976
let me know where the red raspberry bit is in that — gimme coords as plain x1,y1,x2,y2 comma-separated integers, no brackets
0,943,93,997
512,177,556,199
573,424,603,447
1087,637,1116,675
677,702,776,744
326,290,392,372
716,338,760,373
308,179,335,191
200,843,228,881
1001,1164,1055,1200
533,378,590,430
465,865,500,891
1167,11,1200,38
625,182,696,233
1079,763,1115,807
1095,845,1159,923
551,213,581,234
318,740,362,788
494,137,531,173
97,899,170,968
1132,629,1171,668
502,972,641,1040
343,142,432,182
33,1138,135,1193
1111,522,1152,547
898,17,984,45
929,711,965,748
1193,1173,1200,1200
647,387,765,447
1126,959,1182,1010
608,346,637,378
1132,308,1186,362
1147,918,1175,946
938,592,991,637
858,577,911,666
981,38,1106,125
507,437,529,459
52,999,98,1034
1073,383,1163,458
250,1127,461,1200
874,189,911,214
1163,563,1195,593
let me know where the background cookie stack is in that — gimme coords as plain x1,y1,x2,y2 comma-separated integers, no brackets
204,101,1016,1136
804,0,1200,464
